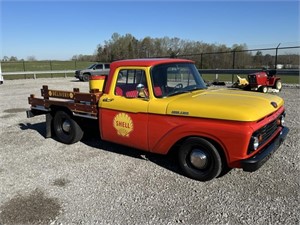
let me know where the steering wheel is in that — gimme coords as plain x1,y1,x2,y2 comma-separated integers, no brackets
174,83,183,90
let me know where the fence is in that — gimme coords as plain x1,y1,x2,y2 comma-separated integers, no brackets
1,45,299,83
178,45,300,70
1,70,75,79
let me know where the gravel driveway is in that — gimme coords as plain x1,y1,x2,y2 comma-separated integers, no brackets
0,78,299,225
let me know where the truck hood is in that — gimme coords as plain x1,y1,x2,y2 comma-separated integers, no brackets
166,89,284,121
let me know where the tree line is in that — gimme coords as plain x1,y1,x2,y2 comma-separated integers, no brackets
95,33,248,63
2,33,299,69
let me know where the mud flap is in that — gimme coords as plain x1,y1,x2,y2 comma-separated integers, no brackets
46,113,53,138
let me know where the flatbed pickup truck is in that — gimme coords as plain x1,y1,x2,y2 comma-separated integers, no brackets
27,58,289,181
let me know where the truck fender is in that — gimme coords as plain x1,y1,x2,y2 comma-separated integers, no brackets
150,124,229,162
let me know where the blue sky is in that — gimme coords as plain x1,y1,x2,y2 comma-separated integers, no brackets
1,0,299,60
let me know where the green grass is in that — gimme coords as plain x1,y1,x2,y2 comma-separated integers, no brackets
1,61,97,80
1,61,96,72
1,61,299,84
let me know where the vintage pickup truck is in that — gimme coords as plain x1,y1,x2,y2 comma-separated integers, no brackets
27,58,289,181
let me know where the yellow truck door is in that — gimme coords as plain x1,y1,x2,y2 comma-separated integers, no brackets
99,68,150,151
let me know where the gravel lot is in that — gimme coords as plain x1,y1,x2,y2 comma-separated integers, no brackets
0,78,299,225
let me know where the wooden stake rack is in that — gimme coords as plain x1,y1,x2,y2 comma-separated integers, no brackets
28,85,103,118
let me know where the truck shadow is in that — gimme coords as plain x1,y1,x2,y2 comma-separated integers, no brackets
19,122,46,137
19,122,183,178
81,129,182,177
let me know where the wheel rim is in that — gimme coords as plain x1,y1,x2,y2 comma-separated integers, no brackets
62,120,71,133
263,87,267,93
277,81,282,90
189,149,208,169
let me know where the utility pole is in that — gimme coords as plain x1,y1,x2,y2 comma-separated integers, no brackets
274,43,281,69
0,62,3,84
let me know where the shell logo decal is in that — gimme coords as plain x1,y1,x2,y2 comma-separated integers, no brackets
113,113,134,137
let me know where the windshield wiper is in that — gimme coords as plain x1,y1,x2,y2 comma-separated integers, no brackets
187,86,206,91
167,90,189,97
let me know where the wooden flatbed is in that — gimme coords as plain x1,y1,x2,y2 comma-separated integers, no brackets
27,85,103,119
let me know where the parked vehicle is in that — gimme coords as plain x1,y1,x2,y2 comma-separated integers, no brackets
75,63,110,81
247,70,282,93
27,58,289,181
232,70,282,93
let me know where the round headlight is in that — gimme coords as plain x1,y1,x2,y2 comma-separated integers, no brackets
281,115,285,126
253,136,259,150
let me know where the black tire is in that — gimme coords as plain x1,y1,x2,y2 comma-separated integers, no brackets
275,80,282,91
178,137,222,181
259,86,268,93
53,111,83,144
83,74,89,82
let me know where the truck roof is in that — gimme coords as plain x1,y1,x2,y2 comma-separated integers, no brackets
110,58,194,69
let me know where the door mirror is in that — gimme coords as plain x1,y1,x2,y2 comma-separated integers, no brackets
136,84,148,99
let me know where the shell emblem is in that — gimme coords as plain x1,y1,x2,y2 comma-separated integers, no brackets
113,113,134,137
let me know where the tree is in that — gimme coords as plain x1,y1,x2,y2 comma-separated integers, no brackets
9,56,18,61
27,56,36,61
2,56,9,61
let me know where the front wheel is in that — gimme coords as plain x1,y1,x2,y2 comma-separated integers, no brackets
83,74,90,82
259,86,268,93
178,137,222,181
53,111,83,144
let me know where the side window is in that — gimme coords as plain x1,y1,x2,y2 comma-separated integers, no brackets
95,64,103,69
105,64,110,69
115,69,147,98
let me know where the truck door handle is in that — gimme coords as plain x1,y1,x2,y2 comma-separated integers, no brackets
103,98,114,102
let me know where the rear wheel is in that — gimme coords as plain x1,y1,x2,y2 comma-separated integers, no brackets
53,111,83,144
275,80,282,91
178,137,222,181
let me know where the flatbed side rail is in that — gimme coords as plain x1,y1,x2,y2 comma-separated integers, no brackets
28,85,102,117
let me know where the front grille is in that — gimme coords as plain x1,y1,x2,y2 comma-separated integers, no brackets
248,75,257,84
255,119,279,146
248,114,282,154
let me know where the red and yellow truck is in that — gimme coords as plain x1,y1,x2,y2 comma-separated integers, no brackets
27,58,289,181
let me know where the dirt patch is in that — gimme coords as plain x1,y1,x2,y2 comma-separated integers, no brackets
52,178,70,187
0,189,62,225
3,108,28,114
0,114,15,119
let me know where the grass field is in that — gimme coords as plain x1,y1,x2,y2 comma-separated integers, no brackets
1,61,95,72
1,61,299,84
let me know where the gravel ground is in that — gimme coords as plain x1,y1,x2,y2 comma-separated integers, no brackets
0,78,299,225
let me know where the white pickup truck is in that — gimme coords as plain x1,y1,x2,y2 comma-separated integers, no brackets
75,63,110,81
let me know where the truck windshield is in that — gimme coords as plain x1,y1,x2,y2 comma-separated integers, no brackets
87,64,96,69
150,63,207,98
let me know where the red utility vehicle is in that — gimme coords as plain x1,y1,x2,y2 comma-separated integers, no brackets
247,70,282,93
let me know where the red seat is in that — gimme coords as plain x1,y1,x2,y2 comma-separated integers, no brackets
154,86,163,97
115,86,123,96
125,90,138,98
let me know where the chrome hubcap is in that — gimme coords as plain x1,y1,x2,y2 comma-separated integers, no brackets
190,149,208,169
62,120,71,133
